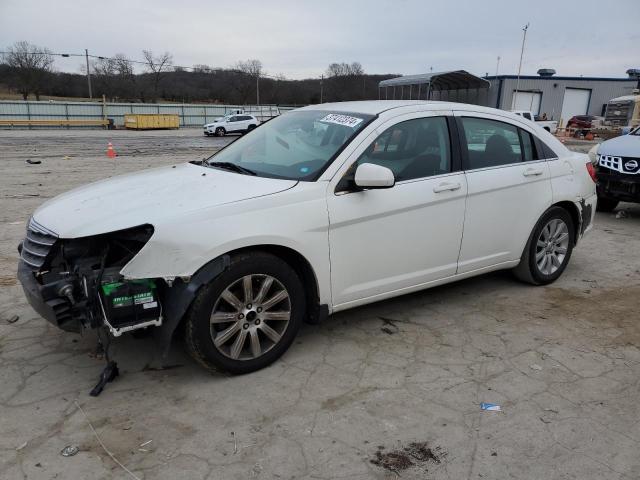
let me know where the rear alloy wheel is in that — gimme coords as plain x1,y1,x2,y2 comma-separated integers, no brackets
534,218,570,276
215,127,226,137
184,252,305,374
596,196,619,212
513,207,575,285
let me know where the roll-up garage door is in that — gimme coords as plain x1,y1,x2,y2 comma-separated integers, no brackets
561,88,590,124
513,91,542,115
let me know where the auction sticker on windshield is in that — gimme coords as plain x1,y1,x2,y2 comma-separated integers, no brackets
320,114,363,128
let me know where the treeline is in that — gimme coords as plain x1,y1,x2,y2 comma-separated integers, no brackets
0,41,397,105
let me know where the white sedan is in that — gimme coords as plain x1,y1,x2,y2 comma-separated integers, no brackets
19,101,597,374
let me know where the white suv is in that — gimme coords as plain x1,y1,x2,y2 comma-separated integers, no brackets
19,101,597,374
204,114,259,136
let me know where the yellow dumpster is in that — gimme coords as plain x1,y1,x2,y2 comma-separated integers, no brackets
124,114,180,130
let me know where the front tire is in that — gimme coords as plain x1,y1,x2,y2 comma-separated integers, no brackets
215,127,226,137
184,252,306,374
596,196,618,212
513,207,575,285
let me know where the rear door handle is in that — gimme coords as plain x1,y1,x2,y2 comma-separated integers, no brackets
523,167,544,177
433,182,462,193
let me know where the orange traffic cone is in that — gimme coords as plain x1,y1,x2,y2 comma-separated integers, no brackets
106,142,117,158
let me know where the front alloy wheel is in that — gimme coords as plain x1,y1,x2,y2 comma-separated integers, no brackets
184,252,305,374
211,274,291,360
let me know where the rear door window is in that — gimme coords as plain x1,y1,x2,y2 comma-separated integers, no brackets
537,140,559,159
519,129,535,162
460,117,522,169
460,117,548,168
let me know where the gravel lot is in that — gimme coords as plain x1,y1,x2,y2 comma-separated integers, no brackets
1,129,639,480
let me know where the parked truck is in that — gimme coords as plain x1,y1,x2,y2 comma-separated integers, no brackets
512,110,558,134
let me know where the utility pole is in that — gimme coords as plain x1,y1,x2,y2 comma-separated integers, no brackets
512,23,529,109
491,56,501,88
320,75,324,103
85,48,93,99
256,73,260,107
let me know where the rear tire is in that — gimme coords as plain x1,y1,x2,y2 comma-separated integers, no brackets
513,206,575,285
596,196,618,212
184,252,306,374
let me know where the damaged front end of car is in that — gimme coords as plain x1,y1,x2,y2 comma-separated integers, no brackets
18,219,161,337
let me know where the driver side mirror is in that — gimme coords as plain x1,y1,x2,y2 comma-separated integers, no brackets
354,163,395,189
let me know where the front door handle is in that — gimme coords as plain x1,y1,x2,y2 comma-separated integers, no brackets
433,182,462,193
523,167,544,177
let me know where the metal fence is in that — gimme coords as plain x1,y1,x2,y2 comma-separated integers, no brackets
0,100,299,129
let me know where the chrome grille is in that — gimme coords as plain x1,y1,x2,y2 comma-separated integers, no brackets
21,218,58,270
598,155,621,171
598,155,640,175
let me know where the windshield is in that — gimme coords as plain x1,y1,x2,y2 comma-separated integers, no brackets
206,110,374,180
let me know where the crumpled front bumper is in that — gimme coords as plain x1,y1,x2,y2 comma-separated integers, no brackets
17,260,79,333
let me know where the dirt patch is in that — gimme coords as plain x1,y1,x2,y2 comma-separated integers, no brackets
321,387,377,411
543,285,640,346
0,276,17,286
371,442,442,474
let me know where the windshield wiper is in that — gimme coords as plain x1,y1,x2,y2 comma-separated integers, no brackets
208,161,257,176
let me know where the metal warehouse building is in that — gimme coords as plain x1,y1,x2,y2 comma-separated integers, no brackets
486,69,638,124
379,68,638,126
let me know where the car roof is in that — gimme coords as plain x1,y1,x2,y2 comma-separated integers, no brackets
297,100,517,116
297,100,569,156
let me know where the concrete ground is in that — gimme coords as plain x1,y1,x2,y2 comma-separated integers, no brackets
1,129,639,480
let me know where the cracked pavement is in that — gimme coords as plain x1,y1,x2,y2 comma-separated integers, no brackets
1,130,639,479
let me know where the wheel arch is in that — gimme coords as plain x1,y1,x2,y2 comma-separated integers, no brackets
157,244,324,357
228,245,322,319
551,200,581,245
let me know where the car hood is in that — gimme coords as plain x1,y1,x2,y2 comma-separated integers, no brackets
598,134,640,157
32,163,297,238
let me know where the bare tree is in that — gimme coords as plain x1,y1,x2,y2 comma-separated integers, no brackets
325,61,365,101
326,62,364,78
142,50,172,101
230,59,262,103
3,41,54,100
235,59,262,76
92,54,135,100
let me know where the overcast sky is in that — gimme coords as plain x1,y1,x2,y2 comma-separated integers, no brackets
0,0,637,79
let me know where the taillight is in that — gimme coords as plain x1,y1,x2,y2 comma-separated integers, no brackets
586,162,597,183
